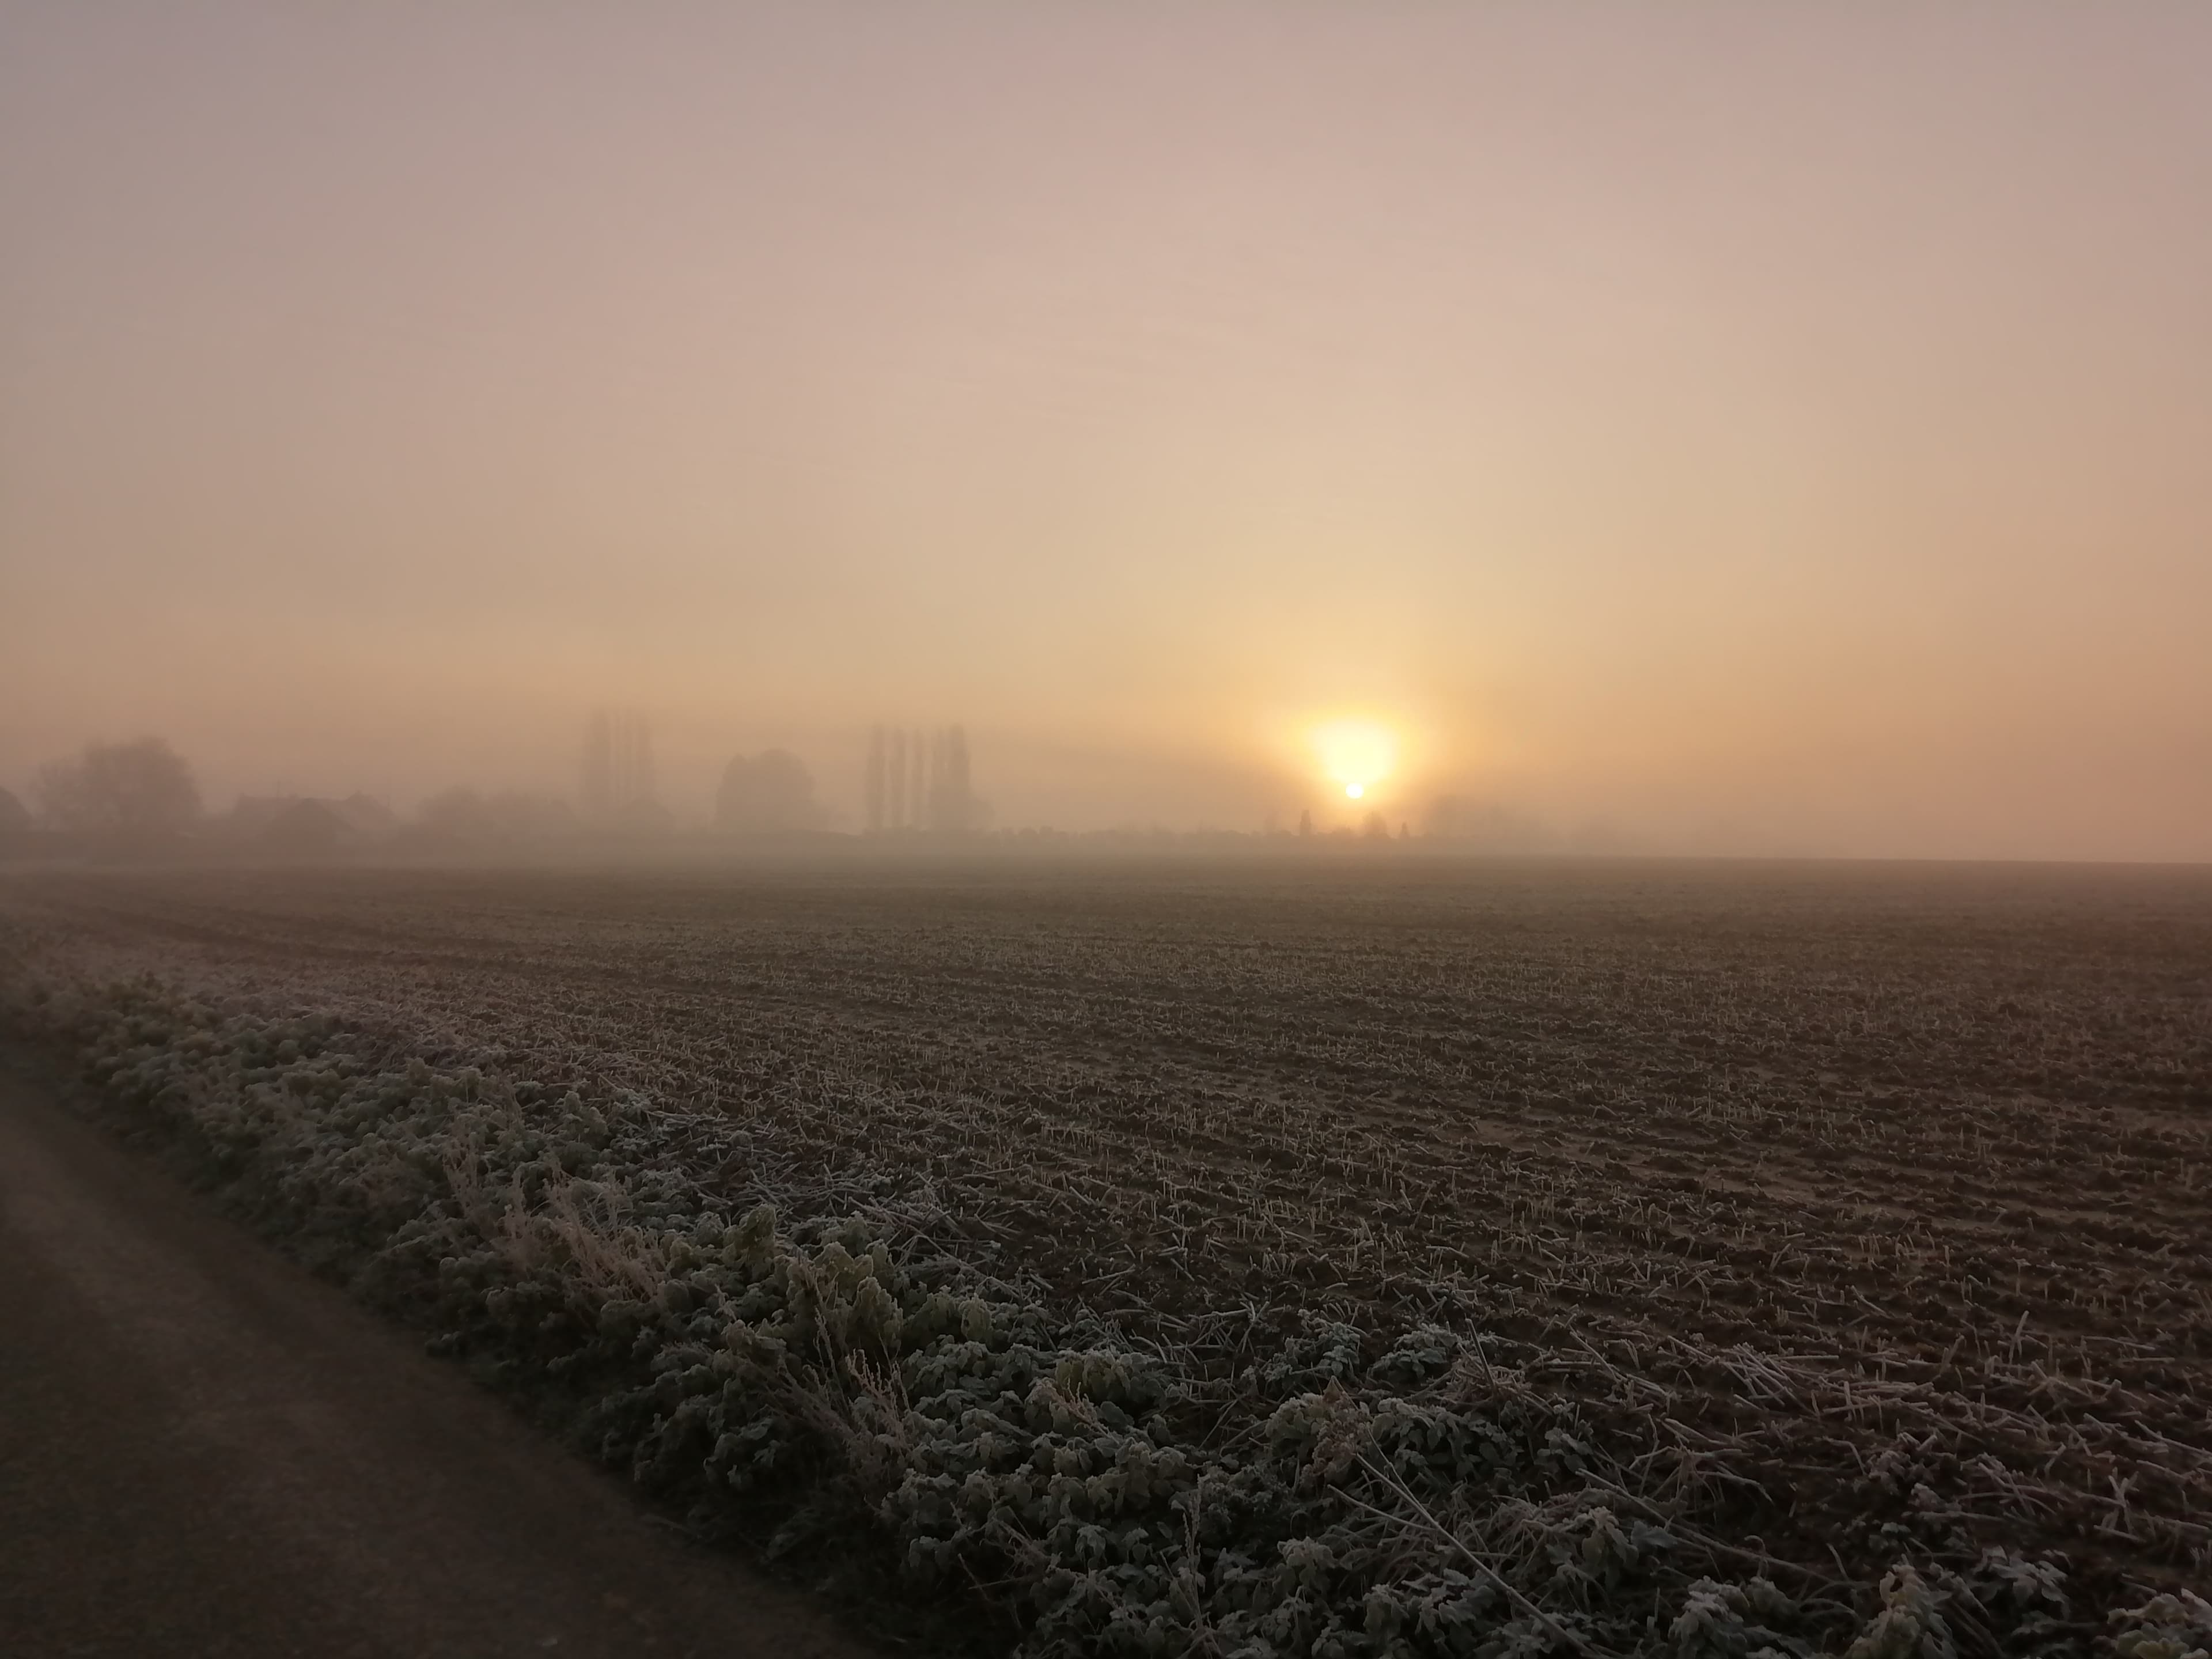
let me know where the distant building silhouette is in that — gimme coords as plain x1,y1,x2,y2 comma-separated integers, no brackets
229,793,398,853
332,793,402,839
263,798,350,856
415,789,588,844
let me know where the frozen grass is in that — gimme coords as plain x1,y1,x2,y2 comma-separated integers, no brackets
1,862,2206,1657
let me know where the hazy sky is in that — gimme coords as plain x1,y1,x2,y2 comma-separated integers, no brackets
4,3,2209,855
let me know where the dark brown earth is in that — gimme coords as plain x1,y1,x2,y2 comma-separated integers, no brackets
5,860,2206,1596
0,1056,890,1659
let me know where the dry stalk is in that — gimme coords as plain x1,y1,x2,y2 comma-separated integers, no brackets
1345,1456,1624,1659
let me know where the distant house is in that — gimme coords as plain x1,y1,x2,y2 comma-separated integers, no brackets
329,793,400,840
227,796,296,839
262,798,351,855
226,793,400,855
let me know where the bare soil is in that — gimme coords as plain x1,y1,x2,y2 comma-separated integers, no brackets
3,856,2205,1599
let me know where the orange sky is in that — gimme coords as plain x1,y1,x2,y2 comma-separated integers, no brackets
3,3,2208,855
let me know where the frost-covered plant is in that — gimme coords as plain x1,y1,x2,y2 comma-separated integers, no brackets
2111,1590,2212,1659
1669,1576,1802,1658
1838,1565,1954,1659
1,968,2179,1659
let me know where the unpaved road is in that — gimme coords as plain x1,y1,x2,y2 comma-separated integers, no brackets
0,1058,889,1659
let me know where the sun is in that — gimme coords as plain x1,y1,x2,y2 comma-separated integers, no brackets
1309,718,1399,800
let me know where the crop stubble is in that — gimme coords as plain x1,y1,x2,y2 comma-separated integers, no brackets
6,857,2206,1588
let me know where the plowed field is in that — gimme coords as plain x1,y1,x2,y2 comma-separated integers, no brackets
5,857,2206,1616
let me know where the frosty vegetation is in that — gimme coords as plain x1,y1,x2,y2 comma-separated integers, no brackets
3,961,2202,1659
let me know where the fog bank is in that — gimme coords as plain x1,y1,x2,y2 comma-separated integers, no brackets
5,4,2209,859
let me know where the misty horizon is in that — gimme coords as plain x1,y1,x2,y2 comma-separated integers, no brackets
5,3,2210,861
3,12,2209,1649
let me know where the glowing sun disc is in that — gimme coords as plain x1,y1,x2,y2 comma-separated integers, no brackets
1310,719,1399,796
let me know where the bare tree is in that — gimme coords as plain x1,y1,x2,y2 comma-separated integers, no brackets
581,710,611,816
910,727,927,831
615,714,653,810
863,726,887,835
37,738,202,840
0,786,28,836
886,728,908,831
580,708,654,824
926,728,946,830
873,720,983,834
929,724,980,834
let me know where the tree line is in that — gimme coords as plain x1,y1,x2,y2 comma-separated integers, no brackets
3,723,988,850
862,724,982,835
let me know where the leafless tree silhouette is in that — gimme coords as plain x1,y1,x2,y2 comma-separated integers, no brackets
929,724,981,833
36,738,202,841
580,709,654,823
909,727,927,828
886,728,908,831
863,726,887,834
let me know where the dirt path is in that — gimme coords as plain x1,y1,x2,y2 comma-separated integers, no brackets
0,1059,891,1659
